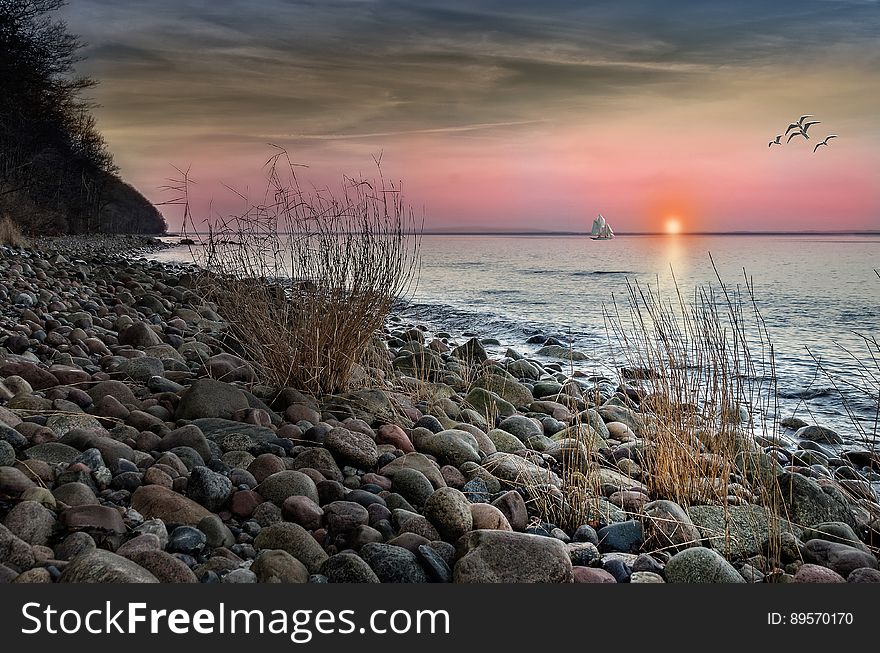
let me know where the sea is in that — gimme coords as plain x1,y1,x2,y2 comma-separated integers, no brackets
151,233,880,450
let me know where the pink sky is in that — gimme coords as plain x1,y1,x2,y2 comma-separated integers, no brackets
67,2,880,233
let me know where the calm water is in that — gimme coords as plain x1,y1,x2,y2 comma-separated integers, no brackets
153,234,880,446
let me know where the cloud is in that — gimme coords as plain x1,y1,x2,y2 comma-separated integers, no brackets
56,1,880,230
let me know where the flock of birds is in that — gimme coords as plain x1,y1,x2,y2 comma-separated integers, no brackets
769,114,838,152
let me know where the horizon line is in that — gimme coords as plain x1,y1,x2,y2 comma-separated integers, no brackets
414,230,880,236
163,229,880,237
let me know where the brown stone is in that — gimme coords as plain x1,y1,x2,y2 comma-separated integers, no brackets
131,485,212,526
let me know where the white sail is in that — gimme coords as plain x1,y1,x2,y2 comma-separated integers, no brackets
591,213,614,239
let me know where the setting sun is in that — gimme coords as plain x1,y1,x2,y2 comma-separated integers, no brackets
665,217,682,235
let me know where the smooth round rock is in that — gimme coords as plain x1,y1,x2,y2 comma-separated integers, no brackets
59,549,159,583
424,487,473,542
665,547,746,583
321,552,381,583
167,525,207,554
252,549,310,583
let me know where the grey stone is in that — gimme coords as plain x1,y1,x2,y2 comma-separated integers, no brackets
59,549,159,583
425,487,473,542
187,466,232,511
0,523,35,570
253,522,329,573
359,543,428,583
324,427,378,469
321,552,381,583
252,549,310,583
454,530,573,583
176,379,249,420
665,547,746,583
3,501,56,546
390,467,435,508
255,470,319,506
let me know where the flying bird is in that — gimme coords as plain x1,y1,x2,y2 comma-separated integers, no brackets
813,134,838,152
785,114,814,135
801,120,821,136
787,130,807,143
768,134,783,147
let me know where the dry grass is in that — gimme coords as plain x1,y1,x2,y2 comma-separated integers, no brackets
164,149,420,395
602,260,782,505
506,258,797,567
0,215,28,247
602,261,791,566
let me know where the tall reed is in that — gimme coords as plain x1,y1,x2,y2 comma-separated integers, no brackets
164,149,421,395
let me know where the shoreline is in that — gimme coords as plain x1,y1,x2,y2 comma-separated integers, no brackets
0,235,878,583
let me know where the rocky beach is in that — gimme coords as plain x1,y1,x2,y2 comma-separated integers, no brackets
1,235,879,584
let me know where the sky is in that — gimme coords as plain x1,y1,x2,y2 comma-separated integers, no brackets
61,0,880,233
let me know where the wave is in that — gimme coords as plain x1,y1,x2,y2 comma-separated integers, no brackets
572,270,638,276
777,387,837,400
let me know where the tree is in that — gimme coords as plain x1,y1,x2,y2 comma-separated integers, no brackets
0,0,164,233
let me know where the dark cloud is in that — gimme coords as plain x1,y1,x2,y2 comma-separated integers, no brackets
63,0,880,138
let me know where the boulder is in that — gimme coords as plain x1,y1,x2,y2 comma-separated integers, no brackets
777,472,855,528
454,530,573,583
186,466,232,511
125,550,198,583
253,522,329,573
321,552,381,583
59,549,159,583
159,425,213,463
491,490,528,531
794,425,844,445
252,549,310,583
643,500,701,553
463,388,516,419
60,505,126,533
688,504,800,560
802,539,878,578
0,523,36,570
472,375,533,408
359,543,428,583
324,427,378,469
3,501,56,546
425,487,473,542
176,379,249,420
412,429,481,468
118,322,162,348
255,470,319,506
199,353,257,383
131,485,213,526
664,547,746,583
379,453,446,489
482,452,562,488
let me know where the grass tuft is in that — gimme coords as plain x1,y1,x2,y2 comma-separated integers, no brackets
165,149,421,395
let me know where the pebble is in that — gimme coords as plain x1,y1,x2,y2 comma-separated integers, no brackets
167,525,207,554
252,549,310,583
359,543,428,583
425,487,473,542
0,241,876,587
665,547,746,583
321,551,381,583
187,466,233,511
597,520,644,553
59,549,159,583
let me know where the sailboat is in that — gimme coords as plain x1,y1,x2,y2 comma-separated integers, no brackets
590,214,614,240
